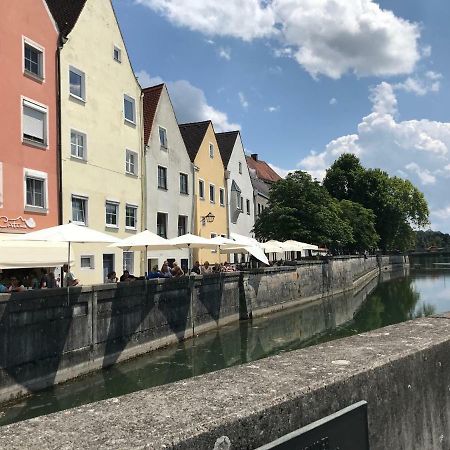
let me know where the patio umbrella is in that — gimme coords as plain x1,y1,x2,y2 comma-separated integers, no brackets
230,232,260,247
219,244,269,266
14,223,120,271
168,234,218,271
110,230,175,273
260,240,285,253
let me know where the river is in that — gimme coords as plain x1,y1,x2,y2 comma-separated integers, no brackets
1,266,449,426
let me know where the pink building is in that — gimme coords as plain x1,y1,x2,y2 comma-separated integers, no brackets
0,1,59,234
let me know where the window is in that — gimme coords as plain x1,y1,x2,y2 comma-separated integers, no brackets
124,95,136,123
159,127,168,148
80,256,94,269
22,99,47,146
210,233,217,239
25,177,45,208
198,179,205,199
123,251,134,273
105,201,119,227
157,212,167,238
70,130,86,159
209,184,215,203
258,203,261,215
246,198,250,215
239,162,242,174
219,188,225,207
113,46,121,63
158,166,167,190
180,173,188,194
209,143,214,158
72,196,87,225
126,205,137,229
24,40,43,79
69,66,85,100
178,215,187,236
126,150,138,175
240,196,244,211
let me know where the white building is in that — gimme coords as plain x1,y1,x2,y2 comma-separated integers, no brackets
216,131,255,239
143,84,193,272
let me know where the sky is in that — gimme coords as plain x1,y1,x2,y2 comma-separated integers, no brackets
113,0,450,232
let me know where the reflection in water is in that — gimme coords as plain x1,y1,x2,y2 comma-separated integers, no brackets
0,268,448,427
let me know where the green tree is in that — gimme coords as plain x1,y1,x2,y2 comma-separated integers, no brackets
324,155,429,251
254,171,353,248
339,200,380,252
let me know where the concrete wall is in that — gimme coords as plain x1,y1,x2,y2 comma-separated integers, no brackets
4,314,446,450
0,256,407,402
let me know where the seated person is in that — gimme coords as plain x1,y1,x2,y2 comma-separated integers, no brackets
120,270,134,282
223,261,234,272
8,277,26,292
201,261,212,275
0,282,8,293
147,265,161,279
171,262,184,278
106,271,118,283
160,261,173,278
190,261,201,275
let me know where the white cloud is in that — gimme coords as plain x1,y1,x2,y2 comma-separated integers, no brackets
136,0,422,79
238,92,249,109
297,82,450,230
218,47,231,60
265,105,280,112
136,70,240,132
329,98,337,106
394,71,442,96
268,163,293,178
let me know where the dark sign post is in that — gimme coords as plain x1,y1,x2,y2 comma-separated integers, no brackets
257,401,369,450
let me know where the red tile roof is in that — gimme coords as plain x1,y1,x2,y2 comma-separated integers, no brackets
246,155,282,183
142,84,164,145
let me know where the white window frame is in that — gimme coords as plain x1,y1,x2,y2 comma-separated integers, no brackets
105,200,119,228
80,255,95,270
159,126,168,149
156,212,168,239
125,149,138,175
158,165,168,190
209,143,214,159
209,183,215,204
22,36,45,80
125,204,138,230
219,188,225,207
198,179,205,200
123,251,134,273
124,94,136,124
177,215,188,236
246,198,251,215
179,172,189,195
239,162,242,174
70,129,87,160
113,45,122,63
23,168,48,213
71,194,88,226
69,66,86,102
21,96,48,148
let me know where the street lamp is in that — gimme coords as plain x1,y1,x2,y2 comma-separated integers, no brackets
201,212,215,226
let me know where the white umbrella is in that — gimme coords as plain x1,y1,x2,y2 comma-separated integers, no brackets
260,240,285,253
168,234,218,271
14,223,120,271
110,230,175,273
230,232,260,247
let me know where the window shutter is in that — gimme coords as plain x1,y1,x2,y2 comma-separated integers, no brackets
23,105,45,140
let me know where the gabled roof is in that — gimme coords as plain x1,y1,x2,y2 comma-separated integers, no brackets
142,84,164,145
45,0,87,37
246,155,282,184
179,121,211,162
216,131,239,168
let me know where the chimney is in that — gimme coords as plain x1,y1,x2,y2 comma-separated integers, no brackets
251,153,258,161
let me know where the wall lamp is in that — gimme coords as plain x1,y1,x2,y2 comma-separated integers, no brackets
201,212,215,226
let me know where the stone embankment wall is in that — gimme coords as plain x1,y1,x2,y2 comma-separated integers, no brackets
0,256,407,402
1,313,448,450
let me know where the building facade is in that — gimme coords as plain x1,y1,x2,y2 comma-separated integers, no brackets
179,121,228,263
216,131,254,238
47,0,143,284
143,84,193,272
0,1,59,236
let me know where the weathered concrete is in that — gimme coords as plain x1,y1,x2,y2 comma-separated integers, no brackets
0,315,448,450
0,256,408,403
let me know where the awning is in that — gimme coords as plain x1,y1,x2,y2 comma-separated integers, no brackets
0,234,72,269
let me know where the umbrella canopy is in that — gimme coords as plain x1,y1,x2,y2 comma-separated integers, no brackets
168,233,218,249
229,232,260,247
110,230,174,251
14,223,120,244
220,245,269,265
260,240,285,253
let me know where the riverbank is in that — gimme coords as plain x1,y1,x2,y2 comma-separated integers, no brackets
0,255,408,403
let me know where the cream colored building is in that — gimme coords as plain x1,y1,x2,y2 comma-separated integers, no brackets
179,121,228,263
57,0,143,284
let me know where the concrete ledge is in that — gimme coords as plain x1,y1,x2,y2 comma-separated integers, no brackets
1,316,449,450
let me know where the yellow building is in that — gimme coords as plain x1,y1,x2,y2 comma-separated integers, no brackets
179,121,228,263
56,0,143,284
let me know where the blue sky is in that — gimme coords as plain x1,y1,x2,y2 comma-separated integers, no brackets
113,0,450,231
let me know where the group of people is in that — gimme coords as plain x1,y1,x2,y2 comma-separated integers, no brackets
0,268,61,293
190,260,236,275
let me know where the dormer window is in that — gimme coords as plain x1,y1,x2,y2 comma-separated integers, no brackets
159,127,168,148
